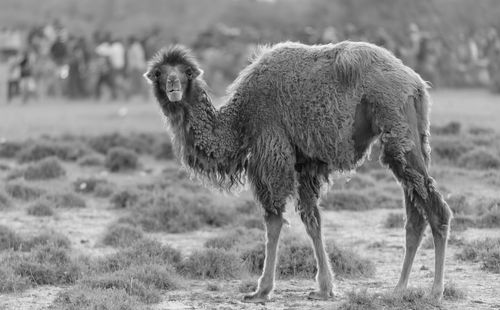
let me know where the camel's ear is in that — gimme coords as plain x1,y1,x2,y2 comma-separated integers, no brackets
143,70,155,84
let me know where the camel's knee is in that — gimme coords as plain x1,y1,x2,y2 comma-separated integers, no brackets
425,183,452,237
299,204,322,234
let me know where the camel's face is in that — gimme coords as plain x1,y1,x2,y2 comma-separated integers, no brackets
145,63,201,102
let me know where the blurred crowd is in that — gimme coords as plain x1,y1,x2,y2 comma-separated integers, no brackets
0,20,158,103
1,20,500,103
196,22,500,95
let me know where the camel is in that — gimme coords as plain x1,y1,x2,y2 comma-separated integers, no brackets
144,41,452,302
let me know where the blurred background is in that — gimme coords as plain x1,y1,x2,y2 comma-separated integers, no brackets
1,0,500,102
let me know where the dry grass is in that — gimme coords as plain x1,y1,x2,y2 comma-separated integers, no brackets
73,177,109,194
180,248,244,279
430,136,474,164
456,238,500,273
46,192,87,208
457,148,500,170
119,191,238,233
384,212,405,229
339,287,441,310
241,237,375,279
77,153,105,167
110,189,140,209
5,181,46,201
16,140,89,163
432,121,461,135
102,223,145,248
53,287,144,310
81,265,178,304
443,282,467,301
238,279,257,293
95,239,182,273
0,190,12,210
0,141,25,158
321,190,372,211
0,227,82,294
23,156,66,180
105,147,140,172
54,238,183,308
27,199,55,217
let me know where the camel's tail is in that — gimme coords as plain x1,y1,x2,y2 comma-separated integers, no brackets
414,85,432,168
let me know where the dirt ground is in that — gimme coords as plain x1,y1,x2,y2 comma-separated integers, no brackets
1,89,500,309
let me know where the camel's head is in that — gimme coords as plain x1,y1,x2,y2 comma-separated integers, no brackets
144,45,203,103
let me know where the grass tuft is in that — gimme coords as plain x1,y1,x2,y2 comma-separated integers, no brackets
17,140,89,163
321,190,372,211
328,243,376,278
457,148,500,170
0,141,25,158
120,192,238,233
384,212,405,229
73,177,108,194
431,136,474,164
0,264,32,293
180,248,244,279
154,140,175,160
77,153,105,166
0,225,23,251
0,190,12,209
102,223,145,248
96,239,182,273
456,238,500,273
23,156,66,180
339,287,439,310
443,282,466,300
5,181,45,201
238,279,257,293
432,121,461,135
53,287,143,310
105,147,139,172
27,199,55,216
46,192,87,208
242,238,374,279
110,189,139,208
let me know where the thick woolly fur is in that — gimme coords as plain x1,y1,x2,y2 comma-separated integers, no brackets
147,41,435,214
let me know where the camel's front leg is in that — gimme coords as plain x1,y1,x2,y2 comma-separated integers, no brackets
243,211,283,303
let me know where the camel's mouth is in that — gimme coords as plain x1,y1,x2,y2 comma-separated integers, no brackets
167,89,183,102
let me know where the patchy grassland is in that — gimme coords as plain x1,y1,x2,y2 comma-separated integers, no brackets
1,90,500,309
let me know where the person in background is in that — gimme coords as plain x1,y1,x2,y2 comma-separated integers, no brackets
19,49,37,103
67,37,89,99
94,33,116,100
109,37,126,99
126,36,147,100
6,52,21,102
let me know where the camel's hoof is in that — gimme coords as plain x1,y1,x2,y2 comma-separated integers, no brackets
393,286,406,294
242,293,270,304
307,290,334,300
430,289,443,301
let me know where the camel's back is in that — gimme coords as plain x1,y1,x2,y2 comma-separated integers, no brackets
231,41,427,170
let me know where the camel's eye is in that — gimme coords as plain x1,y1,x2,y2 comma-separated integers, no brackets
154,70,162,78
185,68,193,78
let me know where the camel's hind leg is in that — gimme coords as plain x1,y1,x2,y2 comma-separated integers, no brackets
378,98,451,299
297,169,334,300
395,188,427,291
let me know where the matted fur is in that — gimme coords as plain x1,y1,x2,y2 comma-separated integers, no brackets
147,41,432,207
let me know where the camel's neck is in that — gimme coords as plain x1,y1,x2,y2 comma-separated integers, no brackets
160,85,248,189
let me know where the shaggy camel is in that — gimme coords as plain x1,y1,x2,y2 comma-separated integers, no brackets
144,41,452,302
